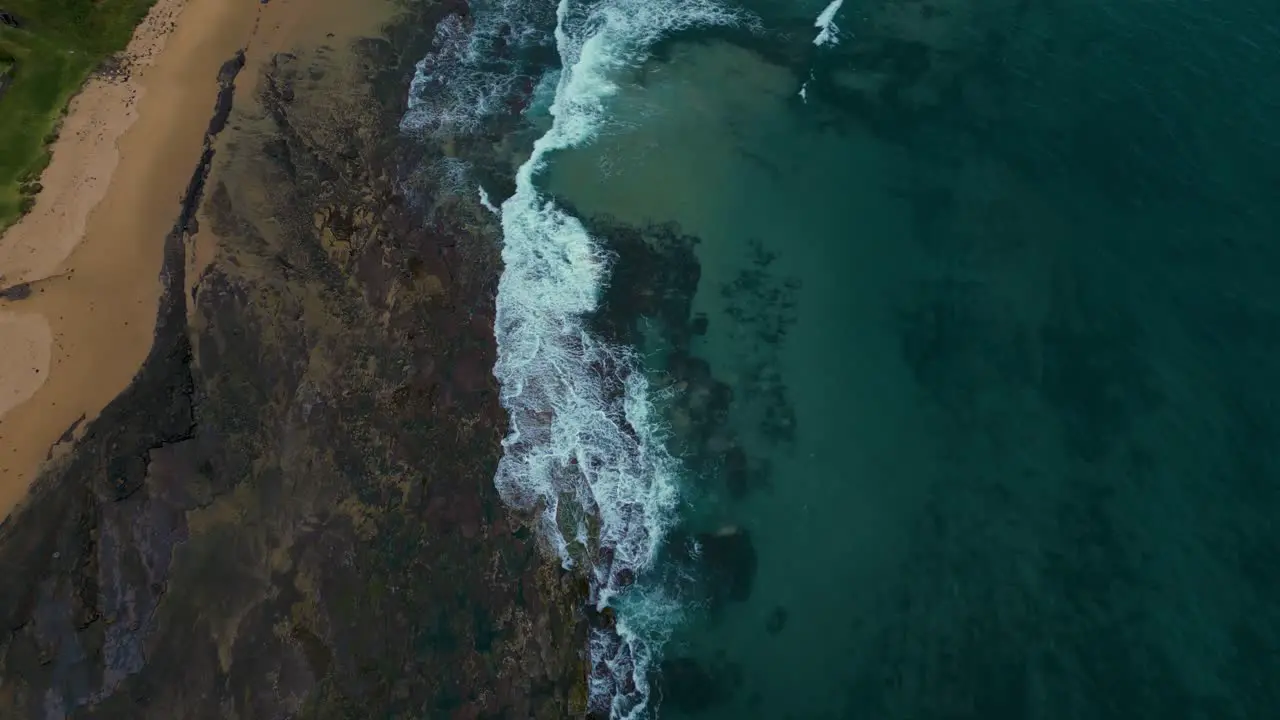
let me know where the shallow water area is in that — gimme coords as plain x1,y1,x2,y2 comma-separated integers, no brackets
548,35,934,717
541,0,1280,716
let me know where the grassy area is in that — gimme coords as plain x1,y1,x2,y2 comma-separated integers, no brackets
0,0,157,232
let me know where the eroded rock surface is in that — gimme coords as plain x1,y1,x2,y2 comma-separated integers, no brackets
0,12,586,719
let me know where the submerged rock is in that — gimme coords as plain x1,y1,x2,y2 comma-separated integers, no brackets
657,654,744,714
698,525,758,605
766,604,789,635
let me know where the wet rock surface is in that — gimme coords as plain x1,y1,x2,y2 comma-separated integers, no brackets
0,11,587,719
588,218,796,508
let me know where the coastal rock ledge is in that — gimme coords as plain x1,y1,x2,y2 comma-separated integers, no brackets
0,11,588,719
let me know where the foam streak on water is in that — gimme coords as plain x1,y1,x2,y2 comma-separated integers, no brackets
813,0,844,46
491,0,744,716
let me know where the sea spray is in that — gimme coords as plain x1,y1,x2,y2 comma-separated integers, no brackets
489,0,746,716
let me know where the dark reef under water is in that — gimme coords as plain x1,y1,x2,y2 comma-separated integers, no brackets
2,0,1277,717
544,0,1280,717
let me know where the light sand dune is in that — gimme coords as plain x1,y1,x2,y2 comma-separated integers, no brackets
0,0,400,521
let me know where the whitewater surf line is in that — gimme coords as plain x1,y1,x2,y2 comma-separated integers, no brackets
485,0,746,716
402,3,554,137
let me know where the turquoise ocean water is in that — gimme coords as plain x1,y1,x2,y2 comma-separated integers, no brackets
405,0,1280,717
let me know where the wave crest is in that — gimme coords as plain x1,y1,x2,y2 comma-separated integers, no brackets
412,0,749,717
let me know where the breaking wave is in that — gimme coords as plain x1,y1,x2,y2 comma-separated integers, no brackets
404,0,748,715
460,0,745,716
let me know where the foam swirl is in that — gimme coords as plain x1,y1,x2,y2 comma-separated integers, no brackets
489,0,744,716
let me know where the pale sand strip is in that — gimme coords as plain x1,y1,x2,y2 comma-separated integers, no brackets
0,0,257,519
0,0,401,521
0,313,51,418
0,1,179,288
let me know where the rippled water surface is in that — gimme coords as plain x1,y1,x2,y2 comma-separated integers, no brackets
408,0,1280,716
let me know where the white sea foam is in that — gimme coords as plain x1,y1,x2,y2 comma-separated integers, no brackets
524,67,561,123
813,0,845,46
478,185,501,214
433,155,471,194
402,4,555,137
401,2,556,192
488,0,745,716
402,14,505,136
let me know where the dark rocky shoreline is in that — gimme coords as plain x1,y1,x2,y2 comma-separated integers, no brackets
0,7,587,718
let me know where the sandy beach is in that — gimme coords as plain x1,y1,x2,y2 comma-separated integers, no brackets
0,0,398,521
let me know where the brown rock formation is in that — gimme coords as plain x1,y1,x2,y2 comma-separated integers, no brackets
0,10,587,719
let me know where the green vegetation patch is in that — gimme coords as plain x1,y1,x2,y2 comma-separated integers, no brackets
0,0,157,233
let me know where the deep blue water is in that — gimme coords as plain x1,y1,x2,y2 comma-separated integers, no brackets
406,0,1280,717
